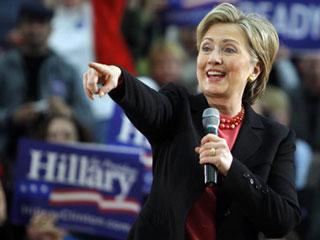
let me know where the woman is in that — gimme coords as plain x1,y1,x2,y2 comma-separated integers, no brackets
34,113,93,144
83,3,301,240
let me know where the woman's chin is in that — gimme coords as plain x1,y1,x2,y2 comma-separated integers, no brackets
204,89,222,98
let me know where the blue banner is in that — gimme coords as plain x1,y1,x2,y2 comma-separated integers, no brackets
11,139,143,240
163,0,320,50
106,106,153,194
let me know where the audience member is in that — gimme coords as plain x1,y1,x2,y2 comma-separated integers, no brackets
0,0,93,158
0,3,94,239
91,0,136,74
122,0,168,71
37,113,119,240
148,39,186,89
49,0,140,143
289,52,320,152
268,46,300,92
178,25,198,94
27,213,65,240
49,0,94,80
34,113,93,144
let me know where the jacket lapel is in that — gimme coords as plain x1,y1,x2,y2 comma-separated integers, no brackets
190,95,265,167
231,104,264,166
189,94,210,136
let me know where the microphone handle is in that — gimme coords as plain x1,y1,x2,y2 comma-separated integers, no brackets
204,164,218,186
204,126,218,186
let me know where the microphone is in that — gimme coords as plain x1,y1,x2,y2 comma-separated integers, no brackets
202,108,220,186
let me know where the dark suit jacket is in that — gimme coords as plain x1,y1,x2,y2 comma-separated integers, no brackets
109,70,301,240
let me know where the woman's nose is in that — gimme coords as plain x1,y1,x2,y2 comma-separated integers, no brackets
208,49,223,65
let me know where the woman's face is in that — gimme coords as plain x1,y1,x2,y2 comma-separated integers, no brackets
47,117,79,144
151,51,183,86
19,21,51,50
197,23,260,104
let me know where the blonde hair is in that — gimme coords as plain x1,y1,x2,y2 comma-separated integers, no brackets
196,3,279,104
149,38,186,64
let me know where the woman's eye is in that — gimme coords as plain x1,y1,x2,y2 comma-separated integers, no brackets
224,47,236,53
201,46,212,52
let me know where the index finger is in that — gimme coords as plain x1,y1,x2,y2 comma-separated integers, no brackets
201,133,220,145
83,69,99,100
89,62,110,76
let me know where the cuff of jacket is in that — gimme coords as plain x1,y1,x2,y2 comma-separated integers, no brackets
108,67,128,102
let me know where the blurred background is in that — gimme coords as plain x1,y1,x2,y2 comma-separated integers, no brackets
0,0,319,239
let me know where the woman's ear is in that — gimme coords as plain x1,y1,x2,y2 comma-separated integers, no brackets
252,62,262,81
249,62,262,82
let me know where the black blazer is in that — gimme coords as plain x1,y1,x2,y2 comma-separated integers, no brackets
109,70,301,240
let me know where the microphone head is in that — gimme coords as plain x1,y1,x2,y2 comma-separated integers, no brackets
202,107,220,129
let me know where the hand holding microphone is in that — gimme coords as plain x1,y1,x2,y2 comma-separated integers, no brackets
195,108,233,185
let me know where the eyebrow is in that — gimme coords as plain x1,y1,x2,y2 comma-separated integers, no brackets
202,37,240,45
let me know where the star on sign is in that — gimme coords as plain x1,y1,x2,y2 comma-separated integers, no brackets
40,184,49,194
20,184,27,193
30,184,38,193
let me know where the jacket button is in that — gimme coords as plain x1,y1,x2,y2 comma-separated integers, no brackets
261,187,269,194
243,173,250,178
224,209,231,217
249,178,255,184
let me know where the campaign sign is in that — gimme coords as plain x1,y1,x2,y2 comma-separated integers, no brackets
163,0,320,50
11,139,143,240
106,105,153,194
238,0,320,50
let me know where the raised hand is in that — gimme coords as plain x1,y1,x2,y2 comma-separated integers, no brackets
82,62,122,100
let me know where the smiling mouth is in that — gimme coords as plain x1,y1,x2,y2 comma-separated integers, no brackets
206,70,226,80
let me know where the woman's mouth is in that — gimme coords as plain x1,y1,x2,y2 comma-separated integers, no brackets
206,70,226,81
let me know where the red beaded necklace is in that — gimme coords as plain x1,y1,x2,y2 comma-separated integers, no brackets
219,107,245,130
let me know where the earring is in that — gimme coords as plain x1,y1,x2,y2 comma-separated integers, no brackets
248,75,255,82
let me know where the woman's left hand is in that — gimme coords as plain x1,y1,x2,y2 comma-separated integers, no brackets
195,134,233,176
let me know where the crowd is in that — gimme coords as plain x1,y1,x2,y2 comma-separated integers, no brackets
0,0,319,240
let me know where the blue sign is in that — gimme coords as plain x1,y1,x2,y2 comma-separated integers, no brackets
163,0,320,50
11,139,143,240
106,106,153,194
